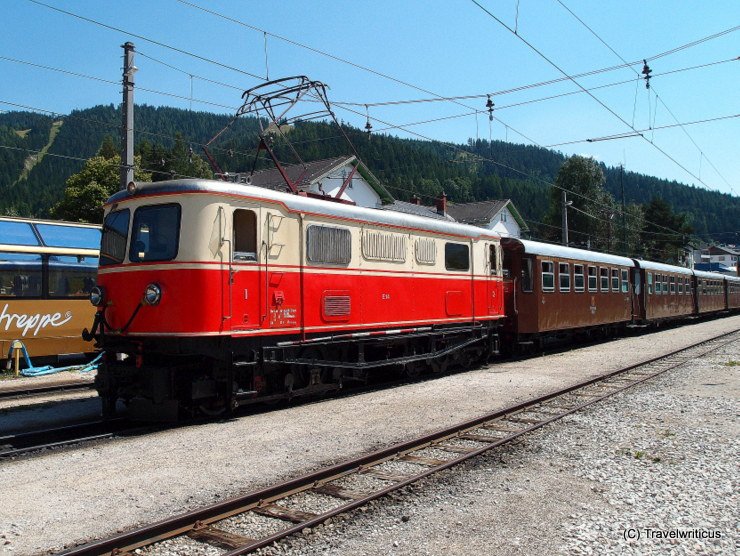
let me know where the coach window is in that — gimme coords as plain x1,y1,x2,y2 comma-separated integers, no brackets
621,269,629,293
655,274,662,295
574,264,585,292
611,268,619,292
599,267,609,292
559,262,570,292
445,243,469,271
647,272,653,294
588,265,597,292
685,277,691,295
0,253,42,297
678,277,684,295
670,276,676,294
541,261,555,292
49,255,98,297
663,276,669,294
521,258,533,292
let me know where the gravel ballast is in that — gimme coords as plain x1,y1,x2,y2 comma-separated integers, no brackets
0,316,738,554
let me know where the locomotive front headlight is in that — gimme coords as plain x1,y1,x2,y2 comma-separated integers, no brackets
90,286,105,307
144,283,162,306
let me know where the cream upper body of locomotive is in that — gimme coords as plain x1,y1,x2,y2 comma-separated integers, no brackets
103,178,505,278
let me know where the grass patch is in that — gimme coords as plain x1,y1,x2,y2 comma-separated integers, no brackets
724,361,740,367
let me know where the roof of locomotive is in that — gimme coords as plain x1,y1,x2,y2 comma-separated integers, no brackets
501,238,635,267
108,178,500,241
633,259,693,275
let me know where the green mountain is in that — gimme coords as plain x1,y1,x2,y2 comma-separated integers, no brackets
0,104,736,242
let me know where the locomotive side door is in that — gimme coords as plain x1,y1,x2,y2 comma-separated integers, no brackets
487,243,502,315
229,208,261,331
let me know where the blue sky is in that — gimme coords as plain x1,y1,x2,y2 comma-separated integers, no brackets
1,0,738,197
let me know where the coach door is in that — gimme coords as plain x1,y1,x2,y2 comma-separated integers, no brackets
229,208,261,331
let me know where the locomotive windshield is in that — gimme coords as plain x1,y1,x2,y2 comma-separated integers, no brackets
100,209,130,266
129,204,181,263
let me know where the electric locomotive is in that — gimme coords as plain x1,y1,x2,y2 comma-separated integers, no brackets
87,179,506,419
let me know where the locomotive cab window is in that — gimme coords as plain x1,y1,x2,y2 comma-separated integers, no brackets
129,204,181,263
100,209,130,266
489,245,500,276
445,243,469,271
541,261,555,292
574,264,585,292
233,209,258,262
559,262,570,292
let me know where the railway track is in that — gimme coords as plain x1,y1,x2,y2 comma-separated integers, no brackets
58,330,738,556
0,418,137,458
0,380,95,401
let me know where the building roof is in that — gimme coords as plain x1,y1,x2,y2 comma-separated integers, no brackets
445,199,529,232
248,156,350,190
382,200,453,221
246,155,394,204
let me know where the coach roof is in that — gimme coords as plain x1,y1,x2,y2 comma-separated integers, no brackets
502,238,635,267
634,259,693,274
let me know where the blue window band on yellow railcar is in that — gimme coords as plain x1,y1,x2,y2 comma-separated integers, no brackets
0,220,40,246
36,223,101,249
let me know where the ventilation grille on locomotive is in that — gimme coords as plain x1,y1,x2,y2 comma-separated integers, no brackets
306,225,351,265
362,230,407,262
415,238,436,265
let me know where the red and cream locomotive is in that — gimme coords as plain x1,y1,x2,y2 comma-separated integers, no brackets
88,179,506,418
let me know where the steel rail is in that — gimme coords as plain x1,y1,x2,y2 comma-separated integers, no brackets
59,330,738,556
0,381,95,401
0,418,149,458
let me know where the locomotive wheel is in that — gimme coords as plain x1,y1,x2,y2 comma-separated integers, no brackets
429,355,449,374
199,401,228,416
403,361,426,378
101,395,117,419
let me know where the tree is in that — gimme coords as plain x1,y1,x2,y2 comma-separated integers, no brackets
640,197,694,263
544,156,616,250
138,132,213,181
98,134,118,159
50,153,151,223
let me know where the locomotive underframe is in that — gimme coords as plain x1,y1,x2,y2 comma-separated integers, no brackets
95,323,499,420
